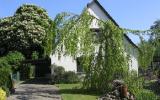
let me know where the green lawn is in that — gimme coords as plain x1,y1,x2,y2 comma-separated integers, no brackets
56,84,99,100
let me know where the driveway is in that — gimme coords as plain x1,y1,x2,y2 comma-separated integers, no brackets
7,79,61,100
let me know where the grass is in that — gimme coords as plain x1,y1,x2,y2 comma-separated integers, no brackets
56,84,100,100
144,79,160,96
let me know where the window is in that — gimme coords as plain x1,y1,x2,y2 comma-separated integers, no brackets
76,57,84,72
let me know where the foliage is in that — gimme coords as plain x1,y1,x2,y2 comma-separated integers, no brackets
1,85,10,97
52,10,160,99
0,67,11,87
136,90,158,100
5,51,25,71
124,71,144,95
63,71,80,83
20,63,34,80
54,11,94,57
31,51,39,60
138,41,155,69
0,57,11,69
52,66,65,84
150,20,160,59
0,51,24,92
150,19,160,40
0,88,6,100
0,68,12,96
52,66,79,84
0,4,54,57
86,20,127,92
126,19,160,70
0,51,24,94
124,71,159,99
54,12,127,92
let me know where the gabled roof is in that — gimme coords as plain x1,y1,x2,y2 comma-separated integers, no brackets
87,0,138,49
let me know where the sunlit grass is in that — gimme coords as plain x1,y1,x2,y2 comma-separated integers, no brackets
56,84,99,100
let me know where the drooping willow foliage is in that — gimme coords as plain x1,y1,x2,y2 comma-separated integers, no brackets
54,12,128,92
53,11,95,57
124,28,160,69
53,10,160,93
138,41,155,69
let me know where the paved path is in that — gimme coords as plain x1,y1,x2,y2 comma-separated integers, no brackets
7,79,61,100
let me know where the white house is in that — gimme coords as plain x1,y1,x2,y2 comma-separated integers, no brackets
50,0,139,72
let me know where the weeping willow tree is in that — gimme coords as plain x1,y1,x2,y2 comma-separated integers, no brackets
53,10,160,94
125,23,160,70
53,11,128,92
138,40,155,69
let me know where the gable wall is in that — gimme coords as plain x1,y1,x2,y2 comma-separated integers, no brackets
87,3,109,28
87,1,139,72
123,37,139,72
50,54,77,72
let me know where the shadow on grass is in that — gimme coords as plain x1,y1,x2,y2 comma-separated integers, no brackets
144,80,160,96
58,87,100,96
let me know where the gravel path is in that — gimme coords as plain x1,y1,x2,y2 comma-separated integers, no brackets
7,79,61,100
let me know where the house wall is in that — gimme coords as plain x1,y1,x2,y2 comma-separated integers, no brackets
87,2,108,28
123,37,139,72
50,54,77,72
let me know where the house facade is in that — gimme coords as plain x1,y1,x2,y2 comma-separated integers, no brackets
50,0,139,72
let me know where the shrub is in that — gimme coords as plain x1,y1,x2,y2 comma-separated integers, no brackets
124,71,144,95
0,68,12,95
51,66,80,84
0,88,6,100
52,66,65,84
1,86,10,96
20,64,35,80
0,51,24,96
31,51,39,60
136,90,158,100
63,71,80,83
124,71,158,99
5,51,25,71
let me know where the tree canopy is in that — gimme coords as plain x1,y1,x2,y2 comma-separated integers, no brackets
0,4,54,57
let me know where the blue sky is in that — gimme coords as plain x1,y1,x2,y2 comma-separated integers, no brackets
0,0,160,43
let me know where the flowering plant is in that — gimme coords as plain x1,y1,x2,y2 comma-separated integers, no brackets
0,88,6,100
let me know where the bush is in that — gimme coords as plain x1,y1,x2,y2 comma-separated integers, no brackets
51,66,79,84
136,90,158,100
0,68,12,95
124,71,158,99
20,64,35,80
0,88,6,100
31,51,39,60
1,86,10,96
5,51,25,71
52,66,65,84
63,71,80,83
124,71,144,95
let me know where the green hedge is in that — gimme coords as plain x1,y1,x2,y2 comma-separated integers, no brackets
0,51,25,95
136,90,158,100
63,71,80,83
52,66,80,84
20,64,35,80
